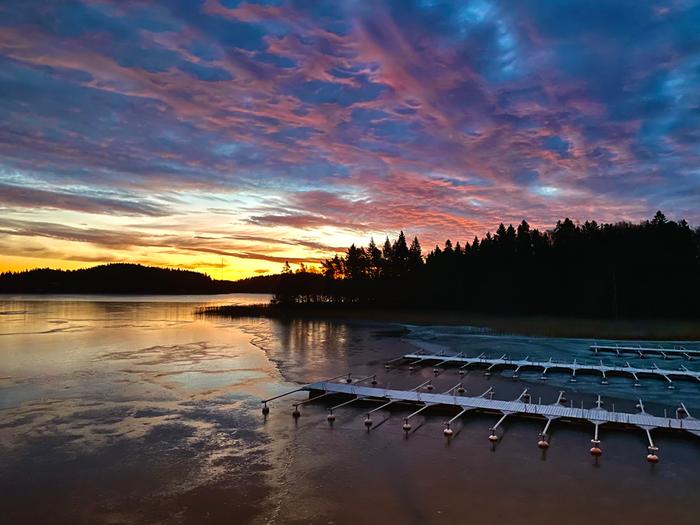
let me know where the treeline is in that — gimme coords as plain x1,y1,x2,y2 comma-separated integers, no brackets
274,212,700,318
0,263,237,294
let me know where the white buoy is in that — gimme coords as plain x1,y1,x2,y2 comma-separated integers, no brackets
364,416,373,428
327,411,335,422
537,439,549,449
402,419,411,432
443,425,453,437
646,453,659,463
489,433,499,442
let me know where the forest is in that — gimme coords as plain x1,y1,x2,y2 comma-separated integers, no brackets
0,263,236,294
273,212,700,318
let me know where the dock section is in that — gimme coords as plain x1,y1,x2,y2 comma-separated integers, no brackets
303,380,700,437
590,344,699,360
401,352,700,387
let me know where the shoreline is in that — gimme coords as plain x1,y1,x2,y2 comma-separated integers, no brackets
199,303,700,341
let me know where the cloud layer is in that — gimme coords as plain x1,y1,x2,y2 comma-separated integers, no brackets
1,0,699,277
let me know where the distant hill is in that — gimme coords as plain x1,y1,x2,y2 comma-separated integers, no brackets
0,263,243,294
223,273,283,293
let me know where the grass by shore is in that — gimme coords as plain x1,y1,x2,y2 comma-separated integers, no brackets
198,303,700,341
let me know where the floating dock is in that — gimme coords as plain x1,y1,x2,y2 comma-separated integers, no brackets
261,343,700,463
591,343,699,360
304,380,700,437
261,373,700,463
402,352,700,387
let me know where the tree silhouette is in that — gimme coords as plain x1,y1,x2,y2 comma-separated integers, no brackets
5,212,697,319
303,212,699,318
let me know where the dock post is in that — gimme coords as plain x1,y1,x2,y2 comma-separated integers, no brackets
676,403,690,419
445,407,469,439
590,423,602,457
538,418,553,449
663,374,675,389
644,428,659,463
595,395,603,409
489,413,509,442
444,421,453,437
403,403,433,436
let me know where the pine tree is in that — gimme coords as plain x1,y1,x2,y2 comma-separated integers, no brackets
367,237,382,278
408,236,423,272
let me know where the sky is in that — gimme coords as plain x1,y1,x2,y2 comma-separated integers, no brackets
0,0,699,279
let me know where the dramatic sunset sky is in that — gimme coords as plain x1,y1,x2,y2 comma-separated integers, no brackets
1,1,699,279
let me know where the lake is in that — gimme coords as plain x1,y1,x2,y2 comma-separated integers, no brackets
1,295,700,524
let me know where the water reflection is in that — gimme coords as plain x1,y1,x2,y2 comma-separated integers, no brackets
1,297,700,524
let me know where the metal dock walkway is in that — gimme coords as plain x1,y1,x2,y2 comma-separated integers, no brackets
591,343,700,359
303,380,700,438
401,352,700,387
260,372,700,463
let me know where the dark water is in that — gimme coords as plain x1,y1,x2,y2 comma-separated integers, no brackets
1,296,700,524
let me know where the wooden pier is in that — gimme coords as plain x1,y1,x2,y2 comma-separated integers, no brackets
591,343,700,360
401,352,700,387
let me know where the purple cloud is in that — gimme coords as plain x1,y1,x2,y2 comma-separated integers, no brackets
0,0,698,274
